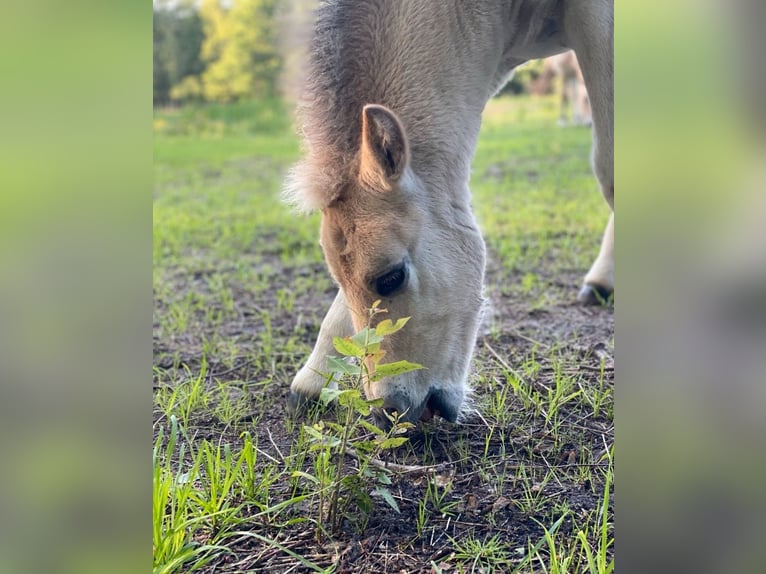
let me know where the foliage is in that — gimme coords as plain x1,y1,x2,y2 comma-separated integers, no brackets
154,2,206,105
497,59,549,96
197,0,281,103
170,75,204,104
154,0,281,105
296,302,423,537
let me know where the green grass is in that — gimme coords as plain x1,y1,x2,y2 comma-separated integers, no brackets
153,95,613,573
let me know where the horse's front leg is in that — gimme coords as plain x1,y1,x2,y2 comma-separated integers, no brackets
579,211,613,303
288,289,354,411
566,0,614,304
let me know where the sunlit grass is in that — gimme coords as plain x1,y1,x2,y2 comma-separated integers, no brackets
153,95,613,573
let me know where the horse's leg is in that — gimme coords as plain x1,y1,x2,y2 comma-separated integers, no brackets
568,79,580,125
288,289,354,411
565,0,614,304
581,211,613,301
558,77,570,127
579,82,593,127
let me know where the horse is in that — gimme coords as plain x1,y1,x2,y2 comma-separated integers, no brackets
284,0,613,425
542,50,593,127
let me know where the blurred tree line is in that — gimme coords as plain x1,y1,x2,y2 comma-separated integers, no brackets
153,0,553,108
153,0,284,106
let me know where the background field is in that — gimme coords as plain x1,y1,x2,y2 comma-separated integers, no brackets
153,94,614,573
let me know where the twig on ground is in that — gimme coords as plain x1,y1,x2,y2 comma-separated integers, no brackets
343,447,441,476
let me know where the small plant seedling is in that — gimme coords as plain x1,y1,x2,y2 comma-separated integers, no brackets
295,301,423,537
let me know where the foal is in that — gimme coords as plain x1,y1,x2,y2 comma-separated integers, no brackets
286,0,613,424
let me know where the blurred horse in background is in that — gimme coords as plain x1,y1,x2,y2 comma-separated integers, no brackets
540,50,593,126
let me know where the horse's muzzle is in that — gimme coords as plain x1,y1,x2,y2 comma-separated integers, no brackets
371,387,459,428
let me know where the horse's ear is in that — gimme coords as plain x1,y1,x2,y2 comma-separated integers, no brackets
360,104,409,185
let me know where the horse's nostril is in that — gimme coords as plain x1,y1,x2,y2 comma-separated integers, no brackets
426,389,459,422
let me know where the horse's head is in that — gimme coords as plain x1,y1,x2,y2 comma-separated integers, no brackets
297,104,486,423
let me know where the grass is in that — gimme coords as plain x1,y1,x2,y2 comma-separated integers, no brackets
153,95,614,573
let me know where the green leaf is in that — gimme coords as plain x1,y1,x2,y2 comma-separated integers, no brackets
323,420,345,434
302,425,326,441
366,349,387,365
336,389,362,408
358,419,386,436
290,471,320,484
341,475,362,489
351,396,371,417
357,490,374,514
302,425,341,448
352,440,377,455
326,355,360,376
363,342,382,355
333,336,364,357
377,436,409,449
351,328,383,347
371,360,425,380
318,387,342,406
374,316,410,336
375,486,400,513
376,471,392,485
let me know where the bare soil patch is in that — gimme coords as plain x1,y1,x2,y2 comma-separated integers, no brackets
154,238,613,573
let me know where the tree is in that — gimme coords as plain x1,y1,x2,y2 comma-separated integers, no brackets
154,2,205,105
198,0,282,102
153,9,173,105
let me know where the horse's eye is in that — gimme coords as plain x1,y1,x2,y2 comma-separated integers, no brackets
374,265,407,297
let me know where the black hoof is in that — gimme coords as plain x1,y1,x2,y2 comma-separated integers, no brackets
288,389,334,420
287,390,316,417
577,284,613,306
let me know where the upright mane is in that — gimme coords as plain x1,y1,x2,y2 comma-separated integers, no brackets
283,0,465,211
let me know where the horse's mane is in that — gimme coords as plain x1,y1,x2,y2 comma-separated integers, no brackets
284,0,431,211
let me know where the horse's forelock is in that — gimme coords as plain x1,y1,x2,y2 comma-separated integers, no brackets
282,162,321,213
282,159,348,213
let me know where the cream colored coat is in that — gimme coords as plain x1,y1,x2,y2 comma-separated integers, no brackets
286,0,613,424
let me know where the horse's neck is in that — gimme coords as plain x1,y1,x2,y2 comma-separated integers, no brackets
381,8,504,201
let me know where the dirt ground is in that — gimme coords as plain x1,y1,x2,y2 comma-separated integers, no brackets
153,239,613,572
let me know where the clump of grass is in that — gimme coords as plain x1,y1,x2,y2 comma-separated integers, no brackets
152,416,231,574
154,362,210,428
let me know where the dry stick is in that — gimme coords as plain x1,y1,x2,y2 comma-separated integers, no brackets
483,341,528,382
593,346,614,368
265,425,286,462
205,351,302,381
469,406,493,432
567,364,614,372
569,343,614,369
343,446,441,476
256,446,280,465
343,445,607,476
596,432,614,465
506,329,552,350
207,358,259,380
485,342,555,403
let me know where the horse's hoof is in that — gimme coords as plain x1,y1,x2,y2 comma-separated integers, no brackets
287,390,313,416
577,283,613,306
